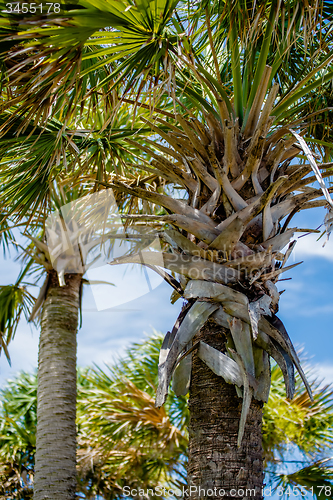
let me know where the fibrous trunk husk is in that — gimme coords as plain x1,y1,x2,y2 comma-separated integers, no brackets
34,270,81,500
188,319,264,499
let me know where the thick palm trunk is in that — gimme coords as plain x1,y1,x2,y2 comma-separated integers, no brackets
188,319,264,499
34,271,81,500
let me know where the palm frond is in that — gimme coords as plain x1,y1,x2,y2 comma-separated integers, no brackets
0,0,181,128
270,459,333,500
0,282,35,364
263,364,333,461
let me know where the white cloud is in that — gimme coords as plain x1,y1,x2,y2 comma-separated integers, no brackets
292,232,333,262
313,363,333,385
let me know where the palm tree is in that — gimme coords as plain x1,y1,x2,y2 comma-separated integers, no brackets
1,333,332,499
0,103,156,498
1,0,333,497
96,5,333,496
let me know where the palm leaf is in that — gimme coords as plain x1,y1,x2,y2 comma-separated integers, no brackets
0,282,35,364
271,459,333,500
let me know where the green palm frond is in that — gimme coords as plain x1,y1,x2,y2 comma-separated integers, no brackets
1,0,331,135
271,459,333,500
0,371,36,499
0,0,181,127
0,98,157,232
263,364,333,461
0,215,13,255
0,282,35,364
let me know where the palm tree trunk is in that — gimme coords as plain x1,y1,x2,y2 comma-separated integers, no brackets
188,319,264,499
34,271,81,500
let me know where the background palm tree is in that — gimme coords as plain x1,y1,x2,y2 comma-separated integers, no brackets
0,333,332,499
0,102,158,498
1,0,333,497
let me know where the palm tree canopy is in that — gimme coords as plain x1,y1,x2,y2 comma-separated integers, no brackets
1,0,333,452
1,0,333,135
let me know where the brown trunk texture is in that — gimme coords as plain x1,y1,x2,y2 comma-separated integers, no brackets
34,271,81,500
188,319,264,500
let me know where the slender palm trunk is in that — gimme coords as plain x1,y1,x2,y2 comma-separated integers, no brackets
188,320,264,499
34,271,81,500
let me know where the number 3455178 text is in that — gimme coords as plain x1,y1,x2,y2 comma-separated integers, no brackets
3,3,61,13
